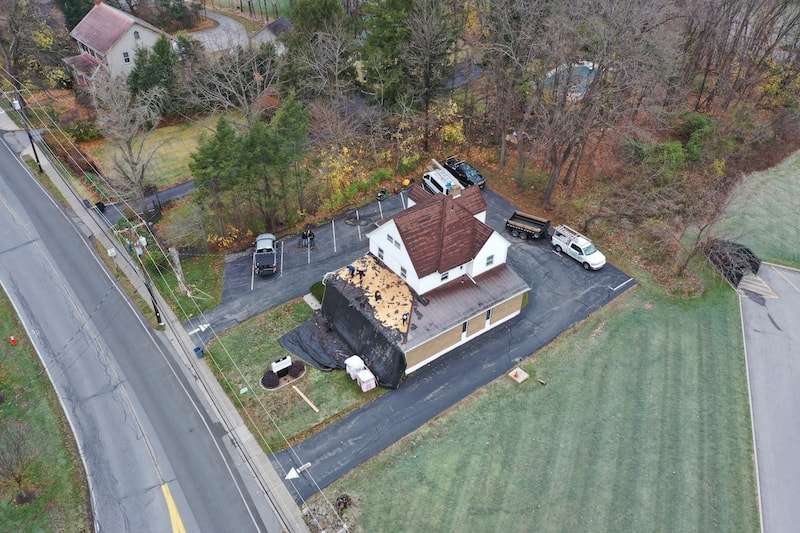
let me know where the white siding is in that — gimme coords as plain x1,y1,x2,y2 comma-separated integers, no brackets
367,218,511,295
105,24,162,78
368,221,425,293
470,231,510,277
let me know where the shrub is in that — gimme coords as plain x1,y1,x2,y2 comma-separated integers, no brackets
397,154,421,174
261,370,279,389
288,360,305,378
370,168,392,185
623,138,649,163
678,112,715,162
64,120,101,142
644,141,686,181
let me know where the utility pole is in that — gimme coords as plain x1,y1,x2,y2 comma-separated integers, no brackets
12,94,42,173
133,235,165,327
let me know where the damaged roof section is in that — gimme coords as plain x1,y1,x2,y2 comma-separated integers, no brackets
394,189,493,277
335,255,413,333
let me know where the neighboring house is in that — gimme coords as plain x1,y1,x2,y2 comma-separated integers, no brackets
63,1,171,87
321,185,529,386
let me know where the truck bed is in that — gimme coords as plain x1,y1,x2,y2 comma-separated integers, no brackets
505,211,551,236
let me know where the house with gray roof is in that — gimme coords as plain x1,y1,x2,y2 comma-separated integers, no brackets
63,1,171,86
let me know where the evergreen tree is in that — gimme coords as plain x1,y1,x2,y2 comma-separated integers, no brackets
190,117,240,228
128,36,177,96
58,0,94,30
361,0,414,107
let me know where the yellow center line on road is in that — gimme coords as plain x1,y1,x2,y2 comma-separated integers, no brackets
161,483,187,533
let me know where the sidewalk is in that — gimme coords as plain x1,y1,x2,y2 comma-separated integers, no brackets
1,111,310,532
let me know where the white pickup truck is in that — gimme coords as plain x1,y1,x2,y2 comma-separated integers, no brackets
551,225,606,270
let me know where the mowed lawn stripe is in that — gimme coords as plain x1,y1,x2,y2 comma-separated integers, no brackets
326,277,758,533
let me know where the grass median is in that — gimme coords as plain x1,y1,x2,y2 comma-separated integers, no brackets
316,274,758,533
0,288,90,531
206,298,385,453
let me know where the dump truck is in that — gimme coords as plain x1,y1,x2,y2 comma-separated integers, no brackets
505,210,551,240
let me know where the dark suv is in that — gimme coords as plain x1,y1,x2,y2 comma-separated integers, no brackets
443,156,487,189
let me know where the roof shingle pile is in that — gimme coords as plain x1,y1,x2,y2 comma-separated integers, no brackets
395,186,493,277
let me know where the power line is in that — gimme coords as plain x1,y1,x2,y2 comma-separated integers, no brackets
1,69,347,532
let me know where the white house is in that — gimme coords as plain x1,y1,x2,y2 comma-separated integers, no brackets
320,185,529,384
63,2,171,87
368,184,506,295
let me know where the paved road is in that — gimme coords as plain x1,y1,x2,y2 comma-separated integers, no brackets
189,10,250,53
102,180,196,226
740,264,800,533
0,140,278,531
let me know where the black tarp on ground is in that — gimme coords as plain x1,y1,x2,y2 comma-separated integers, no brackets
318,277,407,388
704,239,761,286
279,312,352,370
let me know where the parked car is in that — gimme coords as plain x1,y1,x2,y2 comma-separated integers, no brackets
254,233,278,276
444,156,487,189
551,225,606,270
422,160,464,196
505,210,551,239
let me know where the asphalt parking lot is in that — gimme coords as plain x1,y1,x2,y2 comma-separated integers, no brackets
269,192,633,500
739,264,800,533
194,191,410,340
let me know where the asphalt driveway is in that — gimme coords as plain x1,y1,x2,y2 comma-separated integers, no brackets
739,264,800,533
268,192,633,500
189,11,249,53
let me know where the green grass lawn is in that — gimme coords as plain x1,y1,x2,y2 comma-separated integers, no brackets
83,113,233,191
149,253,225,319
318,276,758,533
207,299,385,452
0,288,90,531
715,149,800,268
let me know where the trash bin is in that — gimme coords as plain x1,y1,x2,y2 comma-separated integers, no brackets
194,346,204,359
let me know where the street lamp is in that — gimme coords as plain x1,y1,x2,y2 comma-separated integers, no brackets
12,96,43,173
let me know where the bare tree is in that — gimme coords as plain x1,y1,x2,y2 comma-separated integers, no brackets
92,73,165,201
299,21,354,100
0,419,37,504
186,45,281,127
406,0,458,152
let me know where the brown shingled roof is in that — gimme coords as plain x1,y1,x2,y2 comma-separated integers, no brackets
394,193,493,277
406,182,486,217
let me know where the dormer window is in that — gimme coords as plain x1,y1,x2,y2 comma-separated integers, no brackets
440,272,449,282
134,30,140,40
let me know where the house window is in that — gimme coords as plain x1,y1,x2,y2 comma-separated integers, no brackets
440,272,449,282
486,254,494,267
400,266,407,279
394,240,400,250
462,321,468,333
485,309,492,320
123,51,130,63
387,234,394,244
377,247,384,260
134,30,140,40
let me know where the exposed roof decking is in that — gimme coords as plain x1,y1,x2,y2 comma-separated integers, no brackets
63,53,102,76
334,255,413,333
404,264,529,349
